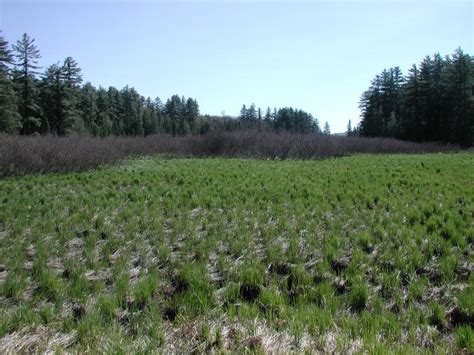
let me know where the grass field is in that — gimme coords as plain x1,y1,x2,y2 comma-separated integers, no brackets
0,154,473,352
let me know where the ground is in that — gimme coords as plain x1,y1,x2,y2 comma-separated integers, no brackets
0,154,473,353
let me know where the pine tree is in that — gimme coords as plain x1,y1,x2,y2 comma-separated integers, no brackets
121,86,143,135
107,86,122,135
323,121,331,135
264,107,272,122
346,120,352,136
248,103,257,123
0,31,21,133
165,94,186,135
12,33,42,134
62,57,83,132
185,97,199,133
427,53,445,141
63,57,82,88
0,31,14,73
142,97,157,136
400,64,421,140
0,74,21,133
39,64,63,134
447,48,474,146
154,97,164,132
79,82,99,134
239,104,247,121
313,117,321,133
39,61,84,135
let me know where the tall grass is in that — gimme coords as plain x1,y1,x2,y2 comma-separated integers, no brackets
0,131,457,177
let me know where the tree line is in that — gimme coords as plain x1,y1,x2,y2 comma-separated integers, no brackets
0,32,204,136
238,103,327,134
358,48,473,146
0,31,324,137
2,32,470,145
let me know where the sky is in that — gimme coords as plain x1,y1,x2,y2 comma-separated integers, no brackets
1,0,472,132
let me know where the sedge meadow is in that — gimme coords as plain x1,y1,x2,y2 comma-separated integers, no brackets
0,154,473,352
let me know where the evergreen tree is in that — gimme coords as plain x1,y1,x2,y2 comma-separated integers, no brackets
62,56,83,131
360,48,473,146
248,103,257,123
39,64,64,134
400,64,420,140
273,107,317,133
239,104,247,121
323,121,331,135
63,57,82,88
165,94,186,135
12,33,42,134
0,31,14,73
447,48,473,146
142,97,157,136
0,74,21,133
0,31,21,133
79,82,99,134
346,120,352,136
121,86,143,135
107,86,122,135
39,60,84,135
154,97,164,132
264,107,272,122
185,97,199,133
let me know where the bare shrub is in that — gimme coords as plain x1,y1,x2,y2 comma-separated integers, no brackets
0,132,458,177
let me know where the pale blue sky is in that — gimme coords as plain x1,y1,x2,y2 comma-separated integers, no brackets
1,0,472,132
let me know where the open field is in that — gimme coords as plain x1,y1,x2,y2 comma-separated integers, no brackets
0,154,473,352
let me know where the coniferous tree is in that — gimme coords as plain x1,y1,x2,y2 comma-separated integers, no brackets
154,97,164,132
323,121,331,135
0,31,21,133
360,49,473,146
264,107,272,123
346,120,352,136
121,86,143,136
39,59,83,135
39,64,64,134
248,103,257,124
79,82,99,134
62,56,83,132
399,64,420,140
185,97,199,133
165,94,186,135
0,31,13,73
239,104,247,121
142,97,157,136
107,86,122,135
273,107,318,133
447,48,474,146
12,33,42,134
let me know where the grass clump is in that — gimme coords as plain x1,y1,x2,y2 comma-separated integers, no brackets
0,153,472,352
